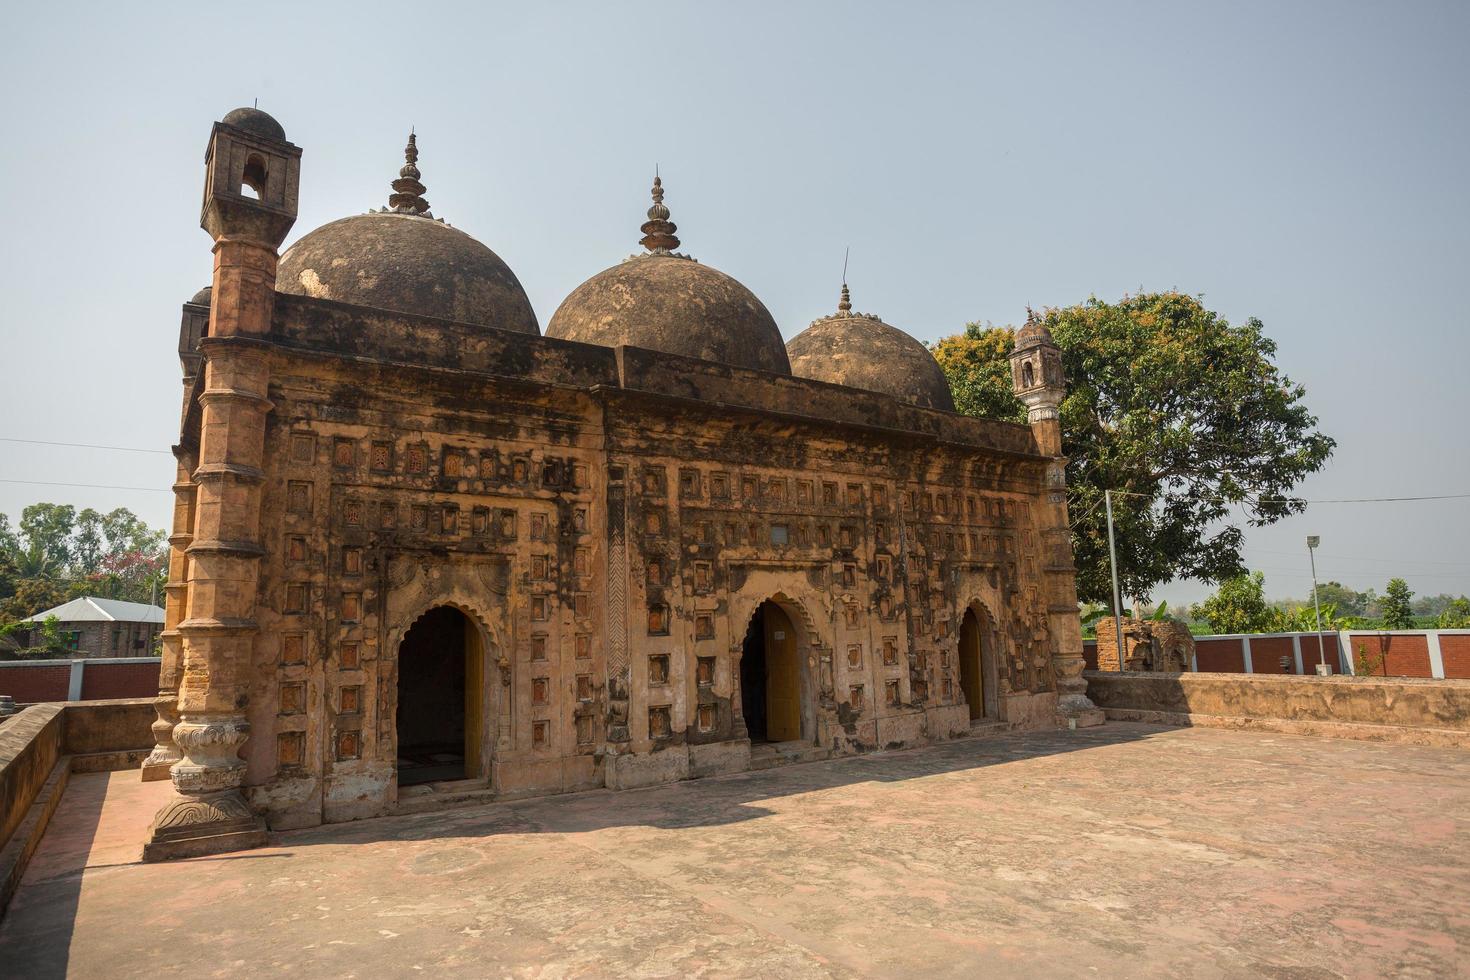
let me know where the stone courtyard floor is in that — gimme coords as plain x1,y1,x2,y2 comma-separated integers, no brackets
1,723,1466,978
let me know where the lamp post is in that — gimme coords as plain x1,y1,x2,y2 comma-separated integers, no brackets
1307,535,1328,671
1106,489,1125,671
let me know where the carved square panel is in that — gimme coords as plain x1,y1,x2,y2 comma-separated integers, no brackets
343,547,362,575
339,685,361,714
697,704,715,733
336,730,360,760
532,676,549,705
284,584,307,615
287,481,312,516
340,642,360,669
286,535,307,563
344,499,363,527
847,644,863,669
531,633,547,661
279,680,305,713
694,614,714,640
289,433,314,463
696,656,715,687
532,720,549,748
332,438,355,469
574,633,591,659
849,685,864,708
885,679,901,706
648,654,670,686
371,441,391,471
341,593,362,622
648,705,672,740
277,731,304,768
576,674,592,702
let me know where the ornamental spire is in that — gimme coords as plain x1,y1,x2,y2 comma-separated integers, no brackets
837,282,852,315
387,131,430,216
638,174,681,253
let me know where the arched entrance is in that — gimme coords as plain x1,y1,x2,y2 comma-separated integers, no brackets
396,606,484,786
740,600,803,743
958,607,995,721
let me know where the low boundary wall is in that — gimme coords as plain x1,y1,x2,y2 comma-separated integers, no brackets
1085,670,1470,747
0,699,156,919
1083,629,1470,680
0,657,161,704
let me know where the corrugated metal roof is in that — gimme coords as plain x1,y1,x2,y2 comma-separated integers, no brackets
22,597,165,625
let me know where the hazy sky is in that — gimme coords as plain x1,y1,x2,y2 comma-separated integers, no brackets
2,1,1467,608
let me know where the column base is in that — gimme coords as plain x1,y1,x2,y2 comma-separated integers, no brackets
139,747,182,782
142,789,267,862
1057,692,1106,728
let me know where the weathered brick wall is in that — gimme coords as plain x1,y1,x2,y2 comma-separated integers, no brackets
80,662,163,700
0,665,71,704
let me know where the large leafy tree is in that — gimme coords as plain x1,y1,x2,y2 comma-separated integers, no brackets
1380,578,1415,630
933,292,1335,604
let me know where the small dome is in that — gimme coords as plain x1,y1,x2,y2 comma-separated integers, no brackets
221,107,286,142
786,285,955,412
188,285,212,306
545,177,790,375
275,134,538,334
1014,307,1054,350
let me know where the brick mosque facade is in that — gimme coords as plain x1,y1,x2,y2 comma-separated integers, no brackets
140,107,1100,859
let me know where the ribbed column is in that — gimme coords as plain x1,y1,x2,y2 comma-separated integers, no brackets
140,450,197,781
1032,414,1100,723
145,237,277,860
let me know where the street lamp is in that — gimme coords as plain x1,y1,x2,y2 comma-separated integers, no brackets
1306,535,1328,672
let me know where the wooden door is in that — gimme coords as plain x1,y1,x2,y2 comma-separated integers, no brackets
764,605,801,742
464,623,484,778
960,611,983,721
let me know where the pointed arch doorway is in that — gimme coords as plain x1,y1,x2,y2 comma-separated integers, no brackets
958,607,997,722
740,600,803,743
396,606,485,786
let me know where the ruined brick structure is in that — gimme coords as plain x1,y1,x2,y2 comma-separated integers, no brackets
1094,617,1195,672
142,108,1100,858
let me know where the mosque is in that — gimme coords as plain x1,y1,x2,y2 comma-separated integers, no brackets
142,107,1099,859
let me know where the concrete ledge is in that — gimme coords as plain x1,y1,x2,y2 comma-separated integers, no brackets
1100,707,1470,748
0,757,68,921
1086,671,1470,744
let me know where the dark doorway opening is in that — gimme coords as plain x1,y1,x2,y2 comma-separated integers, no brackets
959,608,987,721
396,606,467,786
740,600,801,743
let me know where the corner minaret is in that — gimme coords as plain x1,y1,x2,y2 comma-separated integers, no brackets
1008,308,1103,726
144,106,300,861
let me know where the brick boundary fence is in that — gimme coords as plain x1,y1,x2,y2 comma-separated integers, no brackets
0,658,162,704
1083,629,1470,680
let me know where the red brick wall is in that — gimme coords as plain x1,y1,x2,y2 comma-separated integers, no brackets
1440,635,1470,680
80,661,162,700
1346,634,1433,679
1195,638,1245,673
0,664,71,703
1248,636,1295,674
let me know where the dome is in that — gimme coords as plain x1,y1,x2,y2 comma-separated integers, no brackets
187,285,212,306
274,134,539,335
1014,307,1054,350
221,107,286,142
544,178,790,376
786,285,955,412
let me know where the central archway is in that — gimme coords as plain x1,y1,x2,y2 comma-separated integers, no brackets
396,606,482,786
958,607,996,722
740,600,803,743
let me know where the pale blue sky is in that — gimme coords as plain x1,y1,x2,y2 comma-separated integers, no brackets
1,1,1466,607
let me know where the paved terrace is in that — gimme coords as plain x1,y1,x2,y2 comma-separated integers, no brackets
1,724,1465,978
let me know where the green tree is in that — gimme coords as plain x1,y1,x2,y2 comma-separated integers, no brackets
18,503,77,571
933,293,1334,604
1195,571,1278,635
1313,581,1369,618
1380,578,1415,630
1435,597,1470,629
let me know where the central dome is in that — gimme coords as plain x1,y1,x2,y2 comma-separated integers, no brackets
275,134,539,335
545,178,790,375
786,285,956,412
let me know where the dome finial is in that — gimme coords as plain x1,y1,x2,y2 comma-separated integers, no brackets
388,131,431,216
639,173,681,253
837,282,852,315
